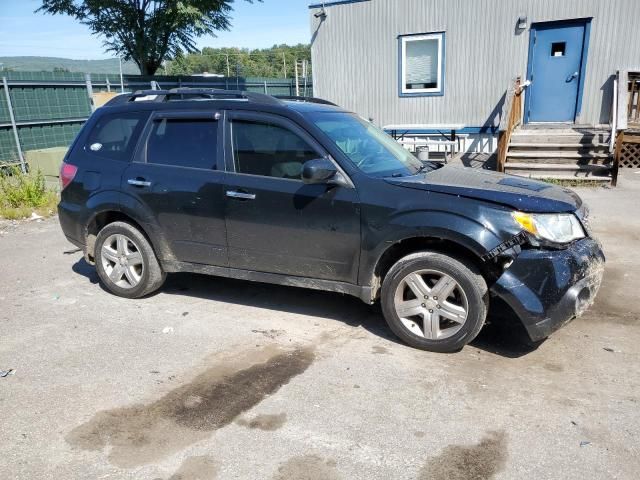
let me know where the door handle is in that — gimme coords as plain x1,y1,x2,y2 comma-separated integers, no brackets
127,178,152,187
226,190,256,200
567,71,579,82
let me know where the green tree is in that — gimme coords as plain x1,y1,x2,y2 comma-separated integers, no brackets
166,44,312,78
37,0,258,76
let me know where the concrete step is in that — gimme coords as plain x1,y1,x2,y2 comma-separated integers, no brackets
515,126,609,135
509,142,610,149
506,151,611,159
507,172,612,181
505,162,611,171
510,131,610,144
504,157,612,164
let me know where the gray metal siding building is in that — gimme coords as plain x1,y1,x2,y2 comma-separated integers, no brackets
309,0,640,150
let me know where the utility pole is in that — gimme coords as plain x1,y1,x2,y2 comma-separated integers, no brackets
302,60,308,97
282,52,287,78
226,54,230,77
294,60,299,96
119,57,124,93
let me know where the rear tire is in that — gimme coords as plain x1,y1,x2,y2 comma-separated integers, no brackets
94,221,166,298
380,251,488,353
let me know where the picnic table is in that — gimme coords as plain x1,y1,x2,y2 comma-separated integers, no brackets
383,123,467,162
383,123,466,142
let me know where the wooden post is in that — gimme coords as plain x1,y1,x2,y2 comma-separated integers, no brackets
612,131,624,187
496,77,522,173
635,78,640,123
629,78,637,119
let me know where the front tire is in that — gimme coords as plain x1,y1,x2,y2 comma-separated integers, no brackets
94,221,166,298
381,251,488,352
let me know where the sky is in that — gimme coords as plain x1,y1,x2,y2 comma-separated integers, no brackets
0,0,312,59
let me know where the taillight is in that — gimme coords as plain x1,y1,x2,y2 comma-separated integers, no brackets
60,162,78,190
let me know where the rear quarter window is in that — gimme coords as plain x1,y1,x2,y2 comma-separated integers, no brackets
84,111,149,161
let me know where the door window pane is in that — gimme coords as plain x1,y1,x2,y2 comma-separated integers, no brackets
85,112,148,161
146,118,218,170
400,33,444,95
231,120,318,179
551,42,566,57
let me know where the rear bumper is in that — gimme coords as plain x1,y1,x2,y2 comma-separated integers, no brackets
490,237,605,341
58,201,85,248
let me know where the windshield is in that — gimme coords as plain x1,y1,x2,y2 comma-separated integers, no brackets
306,112,426,177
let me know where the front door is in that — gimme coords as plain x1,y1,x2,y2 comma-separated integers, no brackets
526,20,589,123
223,111,361,283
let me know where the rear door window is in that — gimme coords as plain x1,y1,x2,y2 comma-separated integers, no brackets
146,117,219,170
84,111,148,161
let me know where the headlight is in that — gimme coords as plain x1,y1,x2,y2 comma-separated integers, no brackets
512,211,585,244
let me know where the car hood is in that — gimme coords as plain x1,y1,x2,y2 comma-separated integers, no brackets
385,165,582,213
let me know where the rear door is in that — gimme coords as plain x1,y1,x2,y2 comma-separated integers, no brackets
121,110,228,266
222,111,361,283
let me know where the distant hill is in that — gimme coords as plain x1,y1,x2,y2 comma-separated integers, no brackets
0,56,140,74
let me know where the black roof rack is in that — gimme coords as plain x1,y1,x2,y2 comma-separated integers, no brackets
275,95,338,106
127,88,282,106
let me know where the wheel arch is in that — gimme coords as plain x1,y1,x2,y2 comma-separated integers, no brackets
84,210,170,264
367,234,501,302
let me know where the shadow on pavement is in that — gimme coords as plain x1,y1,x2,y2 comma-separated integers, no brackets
72,258,540,358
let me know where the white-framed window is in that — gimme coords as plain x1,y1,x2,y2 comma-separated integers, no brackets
399,32,445,96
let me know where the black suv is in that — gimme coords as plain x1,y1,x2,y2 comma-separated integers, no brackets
58,88,604,352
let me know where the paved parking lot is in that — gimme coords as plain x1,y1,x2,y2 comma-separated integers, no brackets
1,172,639,480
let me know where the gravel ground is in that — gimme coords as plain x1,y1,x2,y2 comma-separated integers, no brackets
1,171,639,480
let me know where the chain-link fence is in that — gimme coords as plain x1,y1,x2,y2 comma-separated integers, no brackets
0,71,313,166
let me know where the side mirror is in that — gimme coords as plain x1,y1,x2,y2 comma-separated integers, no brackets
302,158,338,184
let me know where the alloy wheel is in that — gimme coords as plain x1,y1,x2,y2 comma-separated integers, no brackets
100,233,144,289
393,269,469,340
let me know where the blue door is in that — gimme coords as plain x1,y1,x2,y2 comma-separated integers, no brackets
526,21,589,123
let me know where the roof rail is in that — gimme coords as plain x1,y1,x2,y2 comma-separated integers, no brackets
126,87,282,106
129,89,171,100
275,95,338,106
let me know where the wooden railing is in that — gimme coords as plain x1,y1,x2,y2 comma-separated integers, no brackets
615,70,640,131
496,77,524,173
628,73,640,127
612,70,640,184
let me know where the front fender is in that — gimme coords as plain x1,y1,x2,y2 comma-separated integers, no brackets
359,208,510,287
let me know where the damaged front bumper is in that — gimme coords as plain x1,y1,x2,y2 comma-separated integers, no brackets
490,237,605,341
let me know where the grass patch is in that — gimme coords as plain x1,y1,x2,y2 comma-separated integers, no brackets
0,167,59,220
